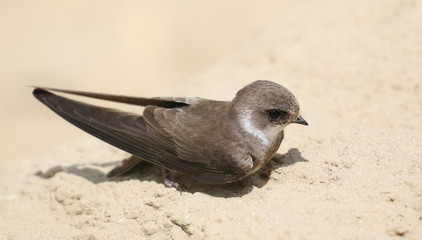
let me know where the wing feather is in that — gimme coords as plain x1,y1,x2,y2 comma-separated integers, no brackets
33,87,189,108
33,88,243,183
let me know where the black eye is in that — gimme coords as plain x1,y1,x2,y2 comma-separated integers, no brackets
267,109,282,120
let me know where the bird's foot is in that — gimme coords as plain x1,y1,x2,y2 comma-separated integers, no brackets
162,168,182,193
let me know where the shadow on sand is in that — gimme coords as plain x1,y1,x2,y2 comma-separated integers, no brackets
36,148,308,198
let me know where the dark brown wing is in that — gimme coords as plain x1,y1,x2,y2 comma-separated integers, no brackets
33,87,189,108
33,88,192,170
142,107,220,167
142,106,251,183
33,88,157,160
33,88,242,183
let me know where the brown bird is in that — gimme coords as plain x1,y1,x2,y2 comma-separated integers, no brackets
33,80,308,188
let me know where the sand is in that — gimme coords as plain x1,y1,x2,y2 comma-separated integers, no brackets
1,0,421,239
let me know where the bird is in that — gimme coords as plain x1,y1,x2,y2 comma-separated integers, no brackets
33,80,308,189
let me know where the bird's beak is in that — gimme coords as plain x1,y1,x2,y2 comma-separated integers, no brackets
293,115,308,125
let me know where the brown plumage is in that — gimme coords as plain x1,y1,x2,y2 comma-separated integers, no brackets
33,80,307,186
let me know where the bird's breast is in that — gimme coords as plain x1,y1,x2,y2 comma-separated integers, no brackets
249,129,284,173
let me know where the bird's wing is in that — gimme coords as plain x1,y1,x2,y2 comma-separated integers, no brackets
142,106,220,167
33,88,157,160
33,88,241,183
142,106,252,183
32,87,189,108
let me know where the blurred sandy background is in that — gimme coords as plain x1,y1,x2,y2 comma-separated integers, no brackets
0,0,294,161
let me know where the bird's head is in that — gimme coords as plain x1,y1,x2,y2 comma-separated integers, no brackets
232,80,308,143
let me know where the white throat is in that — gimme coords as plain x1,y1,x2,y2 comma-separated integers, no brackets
239,109,286,147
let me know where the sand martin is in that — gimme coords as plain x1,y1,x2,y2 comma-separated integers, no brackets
33,80,308,188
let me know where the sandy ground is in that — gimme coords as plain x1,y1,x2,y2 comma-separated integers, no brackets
1,0,422,239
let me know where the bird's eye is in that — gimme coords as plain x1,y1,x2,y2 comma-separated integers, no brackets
267,109,282,120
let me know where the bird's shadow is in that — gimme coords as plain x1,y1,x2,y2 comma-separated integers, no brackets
36,148,308,198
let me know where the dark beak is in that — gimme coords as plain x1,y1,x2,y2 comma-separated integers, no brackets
293,116,308,126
